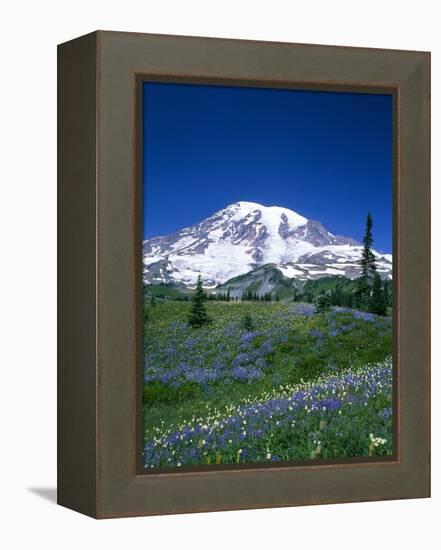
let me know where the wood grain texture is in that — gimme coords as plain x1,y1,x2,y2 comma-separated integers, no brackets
57,32,98,518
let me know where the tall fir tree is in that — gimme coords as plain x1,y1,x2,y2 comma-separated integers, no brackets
369,273,387,315
383,279,390,310
315,293,331,314
242,313,254,331
356,212,377,308
188,274,211,328
360,212,377,279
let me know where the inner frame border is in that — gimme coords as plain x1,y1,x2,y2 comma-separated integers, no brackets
134,74,399,477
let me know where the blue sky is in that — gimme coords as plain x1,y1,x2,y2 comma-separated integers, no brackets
142,82,392,252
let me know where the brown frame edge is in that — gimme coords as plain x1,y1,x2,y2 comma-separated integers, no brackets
134,75,400,476
58,31,430,519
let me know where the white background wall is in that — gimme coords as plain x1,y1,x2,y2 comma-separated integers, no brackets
0,1,438,548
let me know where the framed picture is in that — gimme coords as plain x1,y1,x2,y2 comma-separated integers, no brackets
58,31,430,518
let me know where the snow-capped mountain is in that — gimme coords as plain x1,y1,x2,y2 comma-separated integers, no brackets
143,201,392,287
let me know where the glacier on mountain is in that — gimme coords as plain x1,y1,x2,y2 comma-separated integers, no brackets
142,201,392,286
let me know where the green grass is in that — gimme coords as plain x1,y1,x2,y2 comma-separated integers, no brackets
144,284,188,300
142,301,392,467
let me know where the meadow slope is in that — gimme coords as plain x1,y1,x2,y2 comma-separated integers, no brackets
143,301,393,468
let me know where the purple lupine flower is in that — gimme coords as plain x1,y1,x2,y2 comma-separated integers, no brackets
353,311,376,322
185,338,198,350
292,304,316,317
310,328,325,339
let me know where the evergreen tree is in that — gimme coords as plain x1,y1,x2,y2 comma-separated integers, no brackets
142,303,150,337
383,279,390,309
356,212,377,308
242,313,254,331
360,212,377,279
331,287,342,306
344,291,355,308
355,277,370,309
315,294,331,314
188,274,211,328
369,273,387,315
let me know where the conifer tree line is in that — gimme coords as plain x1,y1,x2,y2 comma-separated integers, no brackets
293,212,391,316
240,290,275,302
207,289,232,301
293,278,391,313
206,290,279,302
186,275,283,328
147,213,391,326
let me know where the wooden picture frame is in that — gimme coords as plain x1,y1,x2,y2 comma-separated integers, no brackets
58,30,430,518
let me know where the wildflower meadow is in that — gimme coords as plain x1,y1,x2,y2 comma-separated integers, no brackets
143,299,393,468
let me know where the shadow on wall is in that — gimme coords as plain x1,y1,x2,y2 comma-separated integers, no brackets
28,487,57,504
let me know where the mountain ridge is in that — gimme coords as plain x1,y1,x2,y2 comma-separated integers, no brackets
143,201,392,287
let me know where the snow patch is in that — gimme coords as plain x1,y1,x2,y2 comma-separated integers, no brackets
142,201,392,285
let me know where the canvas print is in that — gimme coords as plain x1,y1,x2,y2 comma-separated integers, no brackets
141,82,393,469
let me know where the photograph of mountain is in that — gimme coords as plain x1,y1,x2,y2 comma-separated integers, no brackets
143,200,392,290
141,81,393,469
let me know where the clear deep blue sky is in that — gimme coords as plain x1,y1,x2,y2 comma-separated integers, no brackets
142,82,392,252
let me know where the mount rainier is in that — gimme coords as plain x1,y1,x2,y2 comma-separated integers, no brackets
143,201,392,288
